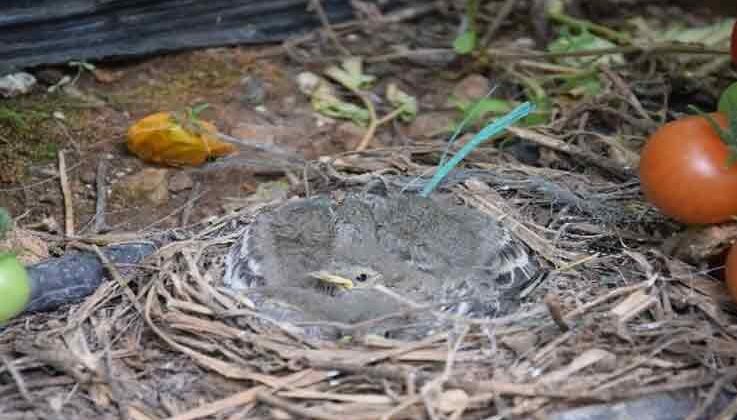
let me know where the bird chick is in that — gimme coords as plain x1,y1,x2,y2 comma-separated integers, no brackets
223,191,538,335
246,264,407,327
308,264,382,296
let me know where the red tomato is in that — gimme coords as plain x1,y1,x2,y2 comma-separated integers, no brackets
639,113,737,224
725,243,737,304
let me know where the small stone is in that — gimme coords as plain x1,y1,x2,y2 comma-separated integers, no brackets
38,193,56,204
0,72,37,98
40,216,61,233
296,71,321,95
435,389,469,413
407,112,455,138
239,75,266,106
92,68,123,84
451,74,491,103
279,95,297,109
501,331,539,355
116,168,169,205
168,171,194,193
79,169,97,185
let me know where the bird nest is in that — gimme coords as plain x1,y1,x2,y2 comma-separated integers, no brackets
4,157,737,419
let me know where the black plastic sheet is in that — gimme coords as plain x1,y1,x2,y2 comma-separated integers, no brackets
25,242,155,313
0,0,380,73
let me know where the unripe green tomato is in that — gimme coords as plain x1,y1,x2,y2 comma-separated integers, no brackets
0,253,31,323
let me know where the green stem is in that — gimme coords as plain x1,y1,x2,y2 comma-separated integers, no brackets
689,105,737,167
466,0,479,34
548,10,630,45
0,208,10,241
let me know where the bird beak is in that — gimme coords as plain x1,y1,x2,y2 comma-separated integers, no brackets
309,271,355,289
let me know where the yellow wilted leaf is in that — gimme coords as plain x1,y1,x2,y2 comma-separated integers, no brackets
126,112,236,166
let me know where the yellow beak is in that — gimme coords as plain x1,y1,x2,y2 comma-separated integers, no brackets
309,271,355,289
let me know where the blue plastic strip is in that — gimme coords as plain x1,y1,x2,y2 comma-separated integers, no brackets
437,86,498,169
419,101,535,197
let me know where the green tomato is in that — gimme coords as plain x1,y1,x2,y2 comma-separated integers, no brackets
0,253,31,323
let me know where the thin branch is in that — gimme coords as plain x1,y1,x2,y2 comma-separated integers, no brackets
58,150,75,237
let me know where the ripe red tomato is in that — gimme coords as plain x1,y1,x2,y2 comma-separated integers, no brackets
639,113,737,224
725,243,737,304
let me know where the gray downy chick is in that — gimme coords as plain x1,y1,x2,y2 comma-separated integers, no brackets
223,192,537,336
249,264,401,323
368,193,535,315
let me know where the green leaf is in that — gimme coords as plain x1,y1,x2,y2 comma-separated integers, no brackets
559,73,603,97
689,105,737,165
452,98,515,132
298,71,370,125
189,102,211,118
718,82,737,114
548,28,623,67
453,30,477,54
719,82,737,153
727,148,737,167
324,57,375,91
385,83,418,122
311,83,370,125
465,98,514,118
524,96,553,126
689,104,729,139
68,60,96,71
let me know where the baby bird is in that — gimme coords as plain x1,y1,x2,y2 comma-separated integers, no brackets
245,263,410,327
223,191,537,333
308,264,383,296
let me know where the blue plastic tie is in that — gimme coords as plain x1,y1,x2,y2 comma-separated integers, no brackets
419,101,534,197
400,86,498,194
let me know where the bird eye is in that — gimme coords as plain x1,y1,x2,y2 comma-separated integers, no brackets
356,273,369,282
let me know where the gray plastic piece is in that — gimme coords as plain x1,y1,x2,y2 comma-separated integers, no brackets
24,243,156,313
